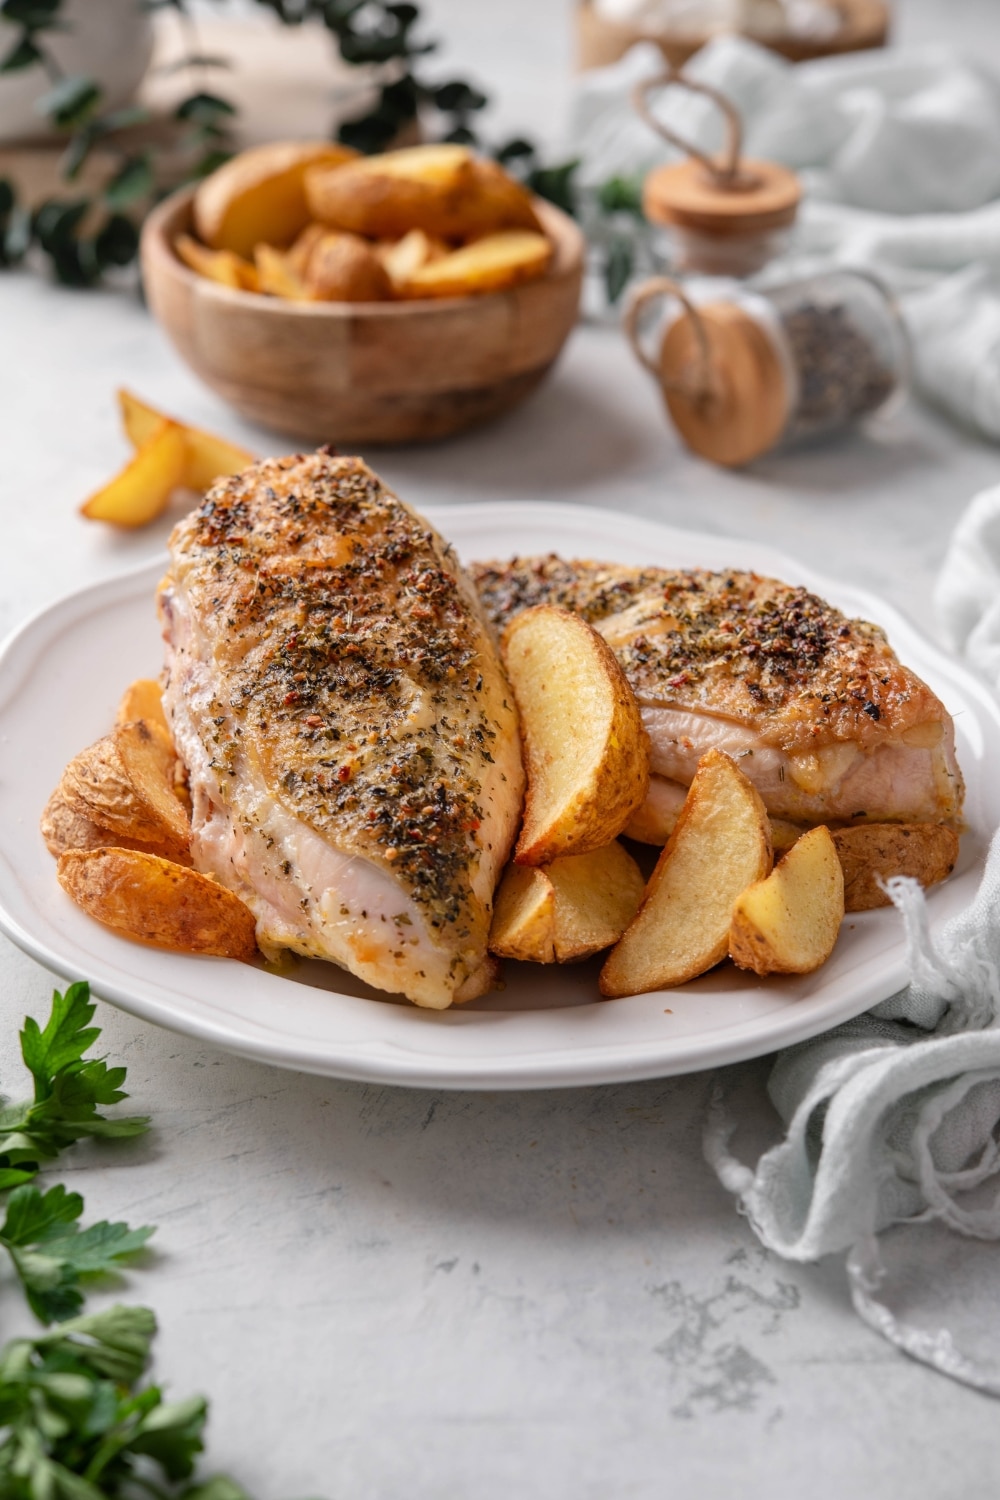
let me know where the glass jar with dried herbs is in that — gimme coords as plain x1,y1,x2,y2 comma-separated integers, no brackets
625,269,908,467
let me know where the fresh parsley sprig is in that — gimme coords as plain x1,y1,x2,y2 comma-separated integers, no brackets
0,981,150,1179
0,1304,250,1499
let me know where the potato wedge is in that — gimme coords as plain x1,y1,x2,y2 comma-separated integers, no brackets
116,677,169,735
302,231,392,302
376,228,448,290
286,221,326,279
80,419,188,527
117,390,255,493
305,143,474,239
833,823,959,912
600,749,772,998
622,775,687,844
490,841,646,963
193,140,357,258
174,233,259,292
730,825,844,976
40,788,185,862
502,605,650,865
489,865,556,963
305,144,542,241
59,721,190,859
397,230,552,299
57,848,258,961
254,243,312,301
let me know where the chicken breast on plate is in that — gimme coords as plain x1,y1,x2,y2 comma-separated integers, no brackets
472,556,963,834
160,453,524,1008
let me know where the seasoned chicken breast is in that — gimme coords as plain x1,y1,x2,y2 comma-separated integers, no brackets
472,556,963,831
160,454,524,1008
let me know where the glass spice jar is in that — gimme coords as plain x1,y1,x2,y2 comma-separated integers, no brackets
634,71,802,279
624,269,909,467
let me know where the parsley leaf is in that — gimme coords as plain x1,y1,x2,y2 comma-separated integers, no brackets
0,1304,251,1497
0,982,150,1177
0,1182,154,1322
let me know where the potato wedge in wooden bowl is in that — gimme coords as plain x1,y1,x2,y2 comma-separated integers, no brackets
193,140,357,258
501,604,650,866
600,749,772,998
490,841,646,963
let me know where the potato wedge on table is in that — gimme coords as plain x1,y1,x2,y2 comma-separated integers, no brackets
730,825,844,976
57,720,190,860
116,390,255,496
490,841,646,963
174,233,259,292
81,420,188,528
600,749,772,998
57,848,258,961
398,231,552,299
833,822,959,912
502,605,650,865
193,140,357,259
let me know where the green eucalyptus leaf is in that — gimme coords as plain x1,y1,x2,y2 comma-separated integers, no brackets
175,90,237,125
104,154,153,210
527,158,579,217
33,197,89,253
0,33,43,72
604,234,633,303
433,80,488,114
36,74,103,130
94,213,139,268
1,0,63,28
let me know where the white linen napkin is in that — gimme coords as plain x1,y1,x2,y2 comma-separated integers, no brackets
705,488,1000,1395
569,36,1000,440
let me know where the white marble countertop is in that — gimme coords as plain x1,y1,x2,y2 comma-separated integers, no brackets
2,3,1000,1496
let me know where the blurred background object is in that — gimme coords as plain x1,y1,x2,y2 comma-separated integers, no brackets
578,0,890,69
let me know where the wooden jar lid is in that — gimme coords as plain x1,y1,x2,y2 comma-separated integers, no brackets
644,158,802,238
658,301,790,467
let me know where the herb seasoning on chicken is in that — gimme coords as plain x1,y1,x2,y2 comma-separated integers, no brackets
160,454,524,1008
472,556,963,832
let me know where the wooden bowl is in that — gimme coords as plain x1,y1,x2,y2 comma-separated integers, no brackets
141,187,585,446
577,0,889,70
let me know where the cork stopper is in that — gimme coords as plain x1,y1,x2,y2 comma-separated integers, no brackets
633,70,802,250
658,301,791,467
643,158,802,239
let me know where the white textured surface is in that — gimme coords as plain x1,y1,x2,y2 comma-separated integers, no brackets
3,2,1000,1495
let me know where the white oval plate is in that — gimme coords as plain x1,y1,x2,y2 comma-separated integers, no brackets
0,503,996,1090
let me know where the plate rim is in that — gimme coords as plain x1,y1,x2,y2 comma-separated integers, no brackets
0,501,994,1090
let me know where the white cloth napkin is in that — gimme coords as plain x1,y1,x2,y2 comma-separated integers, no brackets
704,489,1000,1395
569,36,1000,440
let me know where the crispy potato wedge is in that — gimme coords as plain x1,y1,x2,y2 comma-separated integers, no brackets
59,721,190,859
193,140,357,258
397,230,552,299
490,865,556,963
302,231,392,301
730,825,844,976
376,228,448,290
254,243,312,301
833,823,959,912
80,419,188,527
305,144,542,241
623,775,687,844
116,677,169,735
770,818,806,854
40,788,185,862
117,390,255,494
174,233,259,292
490,841,646,963
286,221,326,279
502,605,650,865
57,848,258,960
600,749,772,998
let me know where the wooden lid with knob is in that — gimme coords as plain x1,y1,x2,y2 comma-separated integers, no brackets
633,70,802,244
643,158,801,238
